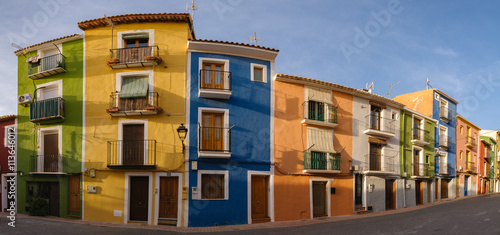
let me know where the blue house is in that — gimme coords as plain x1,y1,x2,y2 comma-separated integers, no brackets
186,39,279,227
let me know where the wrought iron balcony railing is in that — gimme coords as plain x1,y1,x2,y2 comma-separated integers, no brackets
466,136,476,148
466,161,476,173
439,106,452,121
305,101,338,124
412,127,431,143
412,163,433,177
365,115,395,134
30,97,64,123
200,70,232,91
363,153,396,172
303,151,341,172
28,53,66,79
108,46,161,69
30,155,63,173
107,140,156,168
439,134,453,149
199,126,232,153
107,92,160,117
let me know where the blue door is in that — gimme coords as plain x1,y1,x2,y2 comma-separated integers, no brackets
464,175,469,196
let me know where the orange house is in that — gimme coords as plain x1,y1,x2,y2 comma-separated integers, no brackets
274,74,354,221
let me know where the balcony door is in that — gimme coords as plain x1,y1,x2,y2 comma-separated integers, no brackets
43,132,59,172
369,143,382,171
370,106,381,130
202,63,225,89
122,124,144,165
202,112,223,151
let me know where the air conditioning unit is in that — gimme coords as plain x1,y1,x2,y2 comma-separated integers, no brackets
459,166,463,171
18,94,33,105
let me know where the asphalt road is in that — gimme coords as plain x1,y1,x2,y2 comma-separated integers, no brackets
1,194,499,234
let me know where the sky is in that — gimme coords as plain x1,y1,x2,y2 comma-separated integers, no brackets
1,0,500,130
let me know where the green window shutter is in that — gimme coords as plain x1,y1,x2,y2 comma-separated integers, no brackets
120,77,148,98
122,33,149,40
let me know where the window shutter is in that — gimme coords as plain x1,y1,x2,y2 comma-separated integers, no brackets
307,127,335,153
122,33,149,40
120,77,148,98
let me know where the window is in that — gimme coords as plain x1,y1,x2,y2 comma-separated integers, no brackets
413,118,422,140
202,62,225,89
369,143,382,171
308,100,325,121
199,171,228,200
251,63,267,83
370,106,382,130
3,124,15,147
38,126,62,172
440,99,449,119
460,126,463,134
37,80,62,101
115,71,154,111
392,112,397,120
198,108,231,157
123,33,149,48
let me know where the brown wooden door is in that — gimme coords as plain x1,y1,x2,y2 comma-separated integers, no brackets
202,112,223,151
130,176,149,221
251,175,270,223
69,174,81,212
202,63,224,89
159,177,178,219
385,179,395,210
441,179,449,199
312,181,327,217
415,180,423,205
370,143,381,171
43,133,58,172
123,124,144,165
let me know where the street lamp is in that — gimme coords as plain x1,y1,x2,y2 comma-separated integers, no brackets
177,123,188,154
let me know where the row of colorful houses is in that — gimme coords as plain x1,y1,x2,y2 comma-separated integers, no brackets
2,13,499,227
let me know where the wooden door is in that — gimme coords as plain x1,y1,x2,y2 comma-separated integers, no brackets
38,182,59,216
69,174,81,212
355,174,362,205
413,150,420,176
464,176,469,196
416,180,423,205
202,63,224,89
312,181,327,217
385,179,395,210
427,181,432,203
123,124,144,165
441,179,449,199
370,144,381,171
251,175,270,223
202,112,223,151
130,176,149,221
159,177,178,219
43,133,59,172
435,180,439,200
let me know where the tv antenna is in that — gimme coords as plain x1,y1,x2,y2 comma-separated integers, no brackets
187,0,200,22
366,81,374,93
250,32,261,45
11,43,29,57
387,81,400,98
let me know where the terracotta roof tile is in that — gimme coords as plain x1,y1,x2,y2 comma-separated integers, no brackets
0,115,17,122
77,13,193,29
14,34,81,55
190,39,279,52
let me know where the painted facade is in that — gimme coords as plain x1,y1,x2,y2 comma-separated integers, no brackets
273,74,353,222
352,89,404,213
186,40,278,227
394,88,458,200
15,35,84,218
0,115,17,213
400,108,437,207
79,13,195,226
479,130,500,193
477,137,493,194
455,115,480,197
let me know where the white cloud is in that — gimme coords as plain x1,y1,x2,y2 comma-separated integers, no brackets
434,47,458,57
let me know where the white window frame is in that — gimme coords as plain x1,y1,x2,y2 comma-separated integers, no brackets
440,98,449,119
37,126,63,172
3,124,15,147
412,145,424,176
115,70,154,106
197,170,229,200
198,107,231,158
309,178,331,219
250,63,267,83
124,172,153,224
198,57,231,89
439,126,448,147
117,29,154,48
36,79,62,101
118,119,148,165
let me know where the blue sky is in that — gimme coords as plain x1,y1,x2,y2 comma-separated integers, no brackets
1,0,500,130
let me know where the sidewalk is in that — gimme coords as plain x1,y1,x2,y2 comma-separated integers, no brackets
0,194,487,233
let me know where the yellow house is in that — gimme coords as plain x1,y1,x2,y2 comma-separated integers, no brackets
78,13,195,227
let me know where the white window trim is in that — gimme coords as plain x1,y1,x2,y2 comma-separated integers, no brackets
38,44,62,58
115,70,154,106
124,172,153,225
118,119,148,165
37,126,63,172
36,79,63,100
198,57,231,90
3,124,15,147
309,178,331,219
154,172,183,227
250,63,267,83
247,171,274,224
197,107,231,158
117,29,154,48
197,170,229,200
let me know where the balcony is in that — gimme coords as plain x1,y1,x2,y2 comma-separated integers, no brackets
483,151,491,161
30,97,64,123
439,106,452,122
412,163,433,178
466,136,476,148
29,155,64,174
411,128,430,146
106,92,161,117
363,115,396,138
438,157,450,175
363,153,397,176
466,162,476,173
28,53,66,79
199,126,232,158
107,140,156,168
198,70,232,99
301,101,338,128
108,46,162,69
439,135,453,149
303,151,341,173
